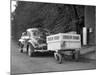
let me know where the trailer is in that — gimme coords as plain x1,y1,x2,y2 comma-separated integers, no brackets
47,33,81,64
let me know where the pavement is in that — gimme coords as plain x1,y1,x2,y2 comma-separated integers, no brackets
80,46,96,60
11,40,96,75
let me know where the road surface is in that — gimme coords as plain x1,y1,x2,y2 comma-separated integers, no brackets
11,40,96,75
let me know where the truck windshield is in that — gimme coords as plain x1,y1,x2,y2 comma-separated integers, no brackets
34,31,39,36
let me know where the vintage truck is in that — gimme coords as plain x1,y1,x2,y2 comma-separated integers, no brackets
18,28,50,57
18,28,81,64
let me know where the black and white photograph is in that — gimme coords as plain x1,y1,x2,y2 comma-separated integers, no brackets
11,0,96,75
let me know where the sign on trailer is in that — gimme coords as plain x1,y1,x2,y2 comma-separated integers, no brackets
47,33,81,50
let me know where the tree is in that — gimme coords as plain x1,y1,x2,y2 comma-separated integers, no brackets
12,1,85,40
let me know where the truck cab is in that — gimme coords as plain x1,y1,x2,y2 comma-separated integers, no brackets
18,28,50,57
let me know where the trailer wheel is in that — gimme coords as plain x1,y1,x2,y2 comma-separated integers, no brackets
28,44,34,57
54,53,62,64
74,50,80,61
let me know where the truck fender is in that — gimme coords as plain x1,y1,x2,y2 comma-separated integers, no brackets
27,40,36,48
19,39,25,44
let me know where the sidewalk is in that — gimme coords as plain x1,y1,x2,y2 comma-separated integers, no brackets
80,46,96,60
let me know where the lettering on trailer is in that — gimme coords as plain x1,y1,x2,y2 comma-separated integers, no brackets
48,37,53,41
72,36,79,40
63,35,72,39
47,35,80,41
63,35,79,40
54,36,59,40
48,36,59,41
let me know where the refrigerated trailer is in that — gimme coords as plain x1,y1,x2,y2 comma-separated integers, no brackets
47,33,81,64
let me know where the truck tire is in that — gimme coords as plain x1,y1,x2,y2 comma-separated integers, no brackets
28,44,34,57
54,53,62,64
18,42,23,53
74,50,80,61
72,51,75,59
18,48,23,53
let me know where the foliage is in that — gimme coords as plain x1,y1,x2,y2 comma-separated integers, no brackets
11,1,84,40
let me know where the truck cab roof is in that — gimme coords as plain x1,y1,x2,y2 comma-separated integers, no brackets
27,28,39,32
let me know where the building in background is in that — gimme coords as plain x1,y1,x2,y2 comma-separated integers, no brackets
85,6,96,45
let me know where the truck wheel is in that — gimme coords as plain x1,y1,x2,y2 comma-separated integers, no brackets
54,53,62,64
18,42,23,53
19,49,23,53
74,50,80,61
72,51,75,59
28,44,34,57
